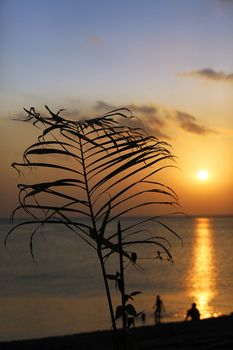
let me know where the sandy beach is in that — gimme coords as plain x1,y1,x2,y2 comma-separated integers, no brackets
0,315,232,349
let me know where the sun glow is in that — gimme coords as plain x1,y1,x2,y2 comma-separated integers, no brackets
197,169,209,181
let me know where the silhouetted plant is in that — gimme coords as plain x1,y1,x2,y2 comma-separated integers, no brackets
6,105,180,349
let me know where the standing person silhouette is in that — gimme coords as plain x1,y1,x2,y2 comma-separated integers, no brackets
185,302,200,321
153,295,165,324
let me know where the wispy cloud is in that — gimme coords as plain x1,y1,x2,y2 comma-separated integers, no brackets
180,68,233,83
173,110,216,135
94,100,216,138
95,100,116,112
94,101,169,139
88,35,104,46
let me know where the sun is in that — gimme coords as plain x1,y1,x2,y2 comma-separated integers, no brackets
197,169,209,181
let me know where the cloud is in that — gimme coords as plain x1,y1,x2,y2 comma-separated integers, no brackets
94,100,216,137
95,101,161,122
94,101,169,139
95,100,116,112
94,101,216,139
88,35,104,46
180,68,233,83
59,100,216,139
174,110,215,135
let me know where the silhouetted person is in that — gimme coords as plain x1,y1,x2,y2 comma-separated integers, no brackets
153,295,165,324
185,302,200,321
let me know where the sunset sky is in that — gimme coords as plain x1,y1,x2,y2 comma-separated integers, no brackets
1,0,233,217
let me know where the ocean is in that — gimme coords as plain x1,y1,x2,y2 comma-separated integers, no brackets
0,216,232,341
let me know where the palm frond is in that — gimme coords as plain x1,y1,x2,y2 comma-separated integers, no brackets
8,105,180,262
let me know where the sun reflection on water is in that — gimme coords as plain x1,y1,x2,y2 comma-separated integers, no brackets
187,218,218,319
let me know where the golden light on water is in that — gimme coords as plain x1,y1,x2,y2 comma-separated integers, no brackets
187,218,218,319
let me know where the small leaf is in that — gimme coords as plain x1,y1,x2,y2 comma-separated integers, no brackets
125,304,137,317
117,278,124,294
115,305,123,320
136,311,144,317
130,291,142,297
123,294,133,303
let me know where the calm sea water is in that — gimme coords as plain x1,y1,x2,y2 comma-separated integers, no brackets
0,216,232,341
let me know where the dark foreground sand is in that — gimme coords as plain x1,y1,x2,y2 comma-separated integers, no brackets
1,315,233,350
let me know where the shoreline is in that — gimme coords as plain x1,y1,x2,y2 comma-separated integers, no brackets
1,315,233,349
